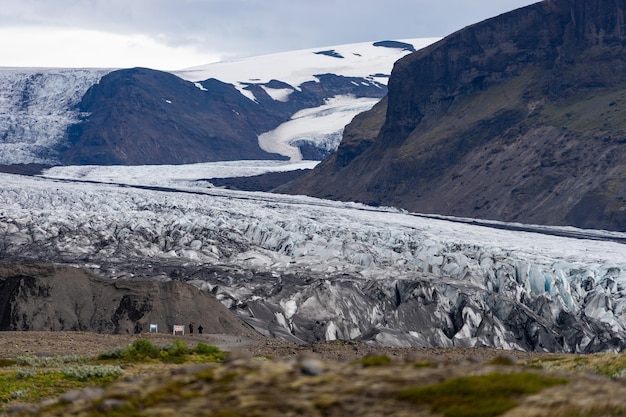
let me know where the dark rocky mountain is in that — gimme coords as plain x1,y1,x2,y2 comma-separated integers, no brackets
1,42,419,165
59,67,388,165
0,263,258,336
282,0,626,232
60,68,285,165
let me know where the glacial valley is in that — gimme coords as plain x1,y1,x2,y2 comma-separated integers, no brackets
1,163,625,353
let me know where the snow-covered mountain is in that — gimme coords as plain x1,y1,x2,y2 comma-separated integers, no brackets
174,40,439,100
1,164,625,352
0,38,438,165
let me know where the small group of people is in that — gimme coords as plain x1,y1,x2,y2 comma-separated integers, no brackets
188,322,203,334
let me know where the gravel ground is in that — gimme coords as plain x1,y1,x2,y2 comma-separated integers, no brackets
4,331,626,417
0,330,563,363
0,331,258,359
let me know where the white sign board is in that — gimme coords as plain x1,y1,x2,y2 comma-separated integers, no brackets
173,325,185,335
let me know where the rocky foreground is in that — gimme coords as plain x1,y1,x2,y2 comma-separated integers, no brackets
2,331,626,416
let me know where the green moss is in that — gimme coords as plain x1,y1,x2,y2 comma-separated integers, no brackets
90,400,142,417
398,372,568,417
0,359,17,367
0,340,225,412
551,405,626,417
218,371,239,385
539,87,626,136
0,371,103,411
314,394,341,411
527,353,626,379
98,338,161,361
197,369,215,382
60,364,124,382
193,343,225,363
98,339,224,364
355,354,393,367
134,381,187,408
487,356,516,366
210,410,242,417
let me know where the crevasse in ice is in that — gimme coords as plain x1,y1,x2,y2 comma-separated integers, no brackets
0,170,625,352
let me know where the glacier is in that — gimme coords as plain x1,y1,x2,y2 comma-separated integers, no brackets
1,165,626,353
258,96,381,161
0,68,112,164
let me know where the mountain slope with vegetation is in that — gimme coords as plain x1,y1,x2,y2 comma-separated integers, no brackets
284,0,626,231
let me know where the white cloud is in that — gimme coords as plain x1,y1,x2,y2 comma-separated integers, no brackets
0,27,221,70
0,0,540,68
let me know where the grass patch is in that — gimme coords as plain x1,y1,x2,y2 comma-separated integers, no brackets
16,354,86,367
528,353,626,379
487,355,516,366
0,371,106,409
98,338,161,361
209,411,242,417
0,359,17,367
552,405,626,417
398,372,568,417
98,338,225,364
0,339,225,412
0,352,111,410
193,342,221,355
540,86,626,135
356,354,392,367
60,364,124,382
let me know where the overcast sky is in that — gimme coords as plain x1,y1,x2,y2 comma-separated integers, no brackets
0,0,539,70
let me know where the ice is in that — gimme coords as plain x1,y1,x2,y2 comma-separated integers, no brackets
41,160,319,187
1,165,626,351
0,68,111,164
260,86,293,102
173,38,440,94
258,95,381,160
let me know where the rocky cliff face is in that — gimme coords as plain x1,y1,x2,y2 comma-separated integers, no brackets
284,0,626,231
0,263,257,336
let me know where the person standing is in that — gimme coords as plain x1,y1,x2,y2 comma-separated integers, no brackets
189,322,194,334
198,325,204,334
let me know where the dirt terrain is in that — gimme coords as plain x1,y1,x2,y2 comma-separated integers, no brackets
3,331,626,416
0,331,262,359
0,330,558,363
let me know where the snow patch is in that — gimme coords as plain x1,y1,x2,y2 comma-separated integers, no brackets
260,86,293,102
173,38,440,94
258,95,380,161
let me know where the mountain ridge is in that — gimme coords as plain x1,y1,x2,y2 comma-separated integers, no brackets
0,39,434,165
282,0,626,232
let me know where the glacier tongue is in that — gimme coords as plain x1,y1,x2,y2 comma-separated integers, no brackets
0,68,110,164
1,171,626,352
